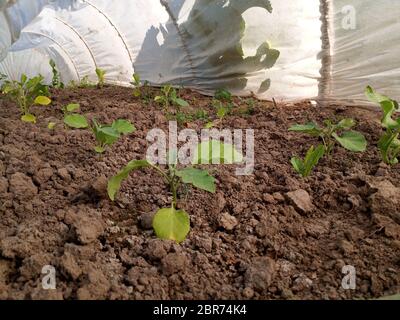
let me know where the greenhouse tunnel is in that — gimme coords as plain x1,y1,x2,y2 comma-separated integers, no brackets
0,0,399,104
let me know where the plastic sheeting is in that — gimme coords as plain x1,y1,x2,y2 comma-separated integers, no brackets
326,0,400,103
0,0,399,104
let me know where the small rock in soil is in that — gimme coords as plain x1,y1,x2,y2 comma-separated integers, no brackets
286,189,314,214
140,211,155,230
337,239,355,255
91,175,108,197
262,193,276,204
242,287,254,299
219,212,238,231
34,168,54,185
368,179,400,224
244,257,276,292
292,273,313,292
57,168,71,181
194,236,213,253
373,214,400,239
60,252,82,280
9,172,38,200
146,239,168,260
0,177,8,193
161,253,188,275
65,210,105,244
272,192,285,202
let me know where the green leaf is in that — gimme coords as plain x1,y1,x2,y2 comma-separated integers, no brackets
365,86,400,129
107,160,151,201
20,74,27,84
95,126,120,145
174,98,189,107
192,140,243,165
291,144,325,177
303,144,325,176
34,95,51,106
288,122,321,136
332,131,367,152
215,89,232,102
65,103,80,112
154,96,165,103
378,131,400,165
47,122,56,130
336,118,355,130
176,168,216,193
152,207,190,243
365,86,391,104
21,114,36,123
290,157,304,175
94,146,106,153
64,114,89,129
112,119,135,134
380,100,400,130
133,88,141,97
133,73,140,84
205,122,215,129
217,107,227,118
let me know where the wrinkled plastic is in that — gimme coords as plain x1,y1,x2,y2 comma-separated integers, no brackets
1,0,398,104
0,0,321,101
326,0,400,103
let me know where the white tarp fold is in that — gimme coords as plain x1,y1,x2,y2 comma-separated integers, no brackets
1,0,398,104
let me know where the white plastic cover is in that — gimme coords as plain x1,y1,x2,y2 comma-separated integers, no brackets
0,0,321,101
327,0,400,103
0,0,398,104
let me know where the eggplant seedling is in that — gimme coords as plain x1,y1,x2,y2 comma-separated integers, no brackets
289,118,367,155
49,59,64,89
61,106,135,153
1,74,51,123
131,73,141,97
366,86,400,165
91,118,135,153
62,103,89,129
95,68,106,88
108,141,243,243
289,118,367,177
154,85,189,110
291,144,325,178
215,88,232,102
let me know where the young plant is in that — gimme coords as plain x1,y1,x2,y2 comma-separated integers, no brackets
289,118,367,155
289,118,367,177
365,86,400,165
95,68,106,88
291,144,325,177
131,73,141,97
154,85,189,110
91,118,135,153
215,88,232,102
107,141,243,243
1,74,51,123
194,109,209,121
49,59,64,89
62,103,89,129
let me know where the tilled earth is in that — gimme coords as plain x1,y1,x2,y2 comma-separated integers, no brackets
0,86,399,300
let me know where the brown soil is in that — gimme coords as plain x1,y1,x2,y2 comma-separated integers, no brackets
0,86,399,300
